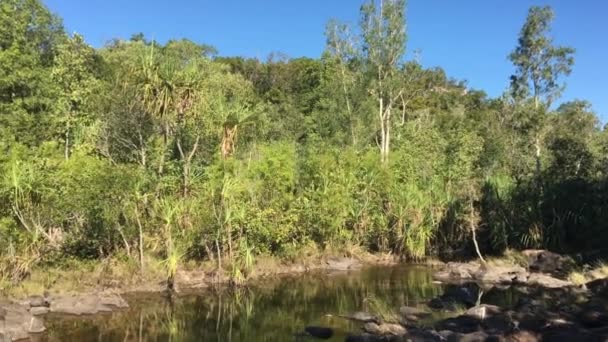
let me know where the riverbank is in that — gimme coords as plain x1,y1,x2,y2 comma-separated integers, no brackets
2,249,608,341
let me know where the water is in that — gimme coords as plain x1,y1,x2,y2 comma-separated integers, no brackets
40,265,516,342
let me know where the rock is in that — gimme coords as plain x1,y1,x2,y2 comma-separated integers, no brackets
578,301,608,328
445,331,490,342
362,322,407,336
0,302,45,341
526,273,572,288
586,278,608,296
399,305,430,322
29,306,49,316
304,326,333,339
436,315,481,334
324,257,361,271
434,262,479,282
505,330,539,342
49,292,128,315
175,269,207,289
26,295,49,308
429,285,478,310
474,265,528,284
465,304,502,320
340,311,380,323
522,250,572,275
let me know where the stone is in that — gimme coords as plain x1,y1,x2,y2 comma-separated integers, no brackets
399,305,430,322
0,302,46,341
465,304,502,320
474,265,528,284
340,311,380,323
526,273,572,288
49,292,128,315
362,322,407,336
324,257,361,271
522,250,572,275
29,306,49,316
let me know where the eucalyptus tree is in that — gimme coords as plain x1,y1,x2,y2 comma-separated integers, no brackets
360,0,407,164
508,6,575,189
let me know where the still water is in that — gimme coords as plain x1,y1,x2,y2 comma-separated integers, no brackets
41,265,517,342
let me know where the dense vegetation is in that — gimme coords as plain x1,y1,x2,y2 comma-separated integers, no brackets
1,0,607,286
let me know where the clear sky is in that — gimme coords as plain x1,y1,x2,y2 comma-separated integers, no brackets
43,0,608,122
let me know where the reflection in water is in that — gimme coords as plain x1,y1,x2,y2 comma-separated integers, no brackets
42,265,455,341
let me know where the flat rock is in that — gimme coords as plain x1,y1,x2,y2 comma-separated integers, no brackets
49,292,128,315
324,257,362,271
465,304,502,320
0,302,45,341
475,265,528,284
29,306,49,316
526,273,572,288
363,322,407,336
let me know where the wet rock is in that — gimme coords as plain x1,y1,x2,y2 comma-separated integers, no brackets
525,273,572,288
344,333,402,342
324,257,362,271
465,304,502,320
49,292,128,315
429,285,478,310
304,326,333,339
0,302,45,341
436,315,481,334
362,322,406,336
540,324,604,342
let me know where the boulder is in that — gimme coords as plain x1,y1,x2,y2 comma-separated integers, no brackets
522,250,572,275
429,285,478,310
586,278,608,296
433,262,479,282
465,304,502,320
526,273,572,288
577,301,608,328
0,302,45,341
474,265,528,284
49,292,128,315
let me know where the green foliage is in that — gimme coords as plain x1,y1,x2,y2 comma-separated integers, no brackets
1,0,607,286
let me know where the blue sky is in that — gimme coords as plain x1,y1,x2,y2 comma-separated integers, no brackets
44,0,608,122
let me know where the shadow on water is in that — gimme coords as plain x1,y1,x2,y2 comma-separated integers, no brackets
40,265,510,342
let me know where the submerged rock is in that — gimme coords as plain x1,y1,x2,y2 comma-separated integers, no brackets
399,305,430,322
49,292,128,315
303,326,333,339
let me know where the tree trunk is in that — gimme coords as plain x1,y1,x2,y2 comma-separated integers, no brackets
134,207,145,273
64,121,70,160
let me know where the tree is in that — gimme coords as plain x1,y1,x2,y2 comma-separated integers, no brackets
52,33,100,159
508,5,575,196
360,0,407,164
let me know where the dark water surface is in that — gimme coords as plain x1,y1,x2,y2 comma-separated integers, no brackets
41,265,517,342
